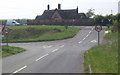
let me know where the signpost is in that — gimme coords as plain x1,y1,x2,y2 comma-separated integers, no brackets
107,19,112,29
95,25,102,45
0,24,6,41
4,28,10,46
64,24,68,29
0,24,6,33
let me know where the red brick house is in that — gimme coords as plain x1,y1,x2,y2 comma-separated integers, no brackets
35,4,88,21
33,4,94,26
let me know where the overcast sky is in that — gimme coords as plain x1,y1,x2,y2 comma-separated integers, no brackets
0,0,119,19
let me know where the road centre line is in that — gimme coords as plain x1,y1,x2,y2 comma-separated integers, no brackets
86,34,89,37
12,66,27,74
52,49,59,52
36,45,64,61
82,37,86,41
78,28,93,44
78,41,82,43
52,45,64,52
35,53,49,61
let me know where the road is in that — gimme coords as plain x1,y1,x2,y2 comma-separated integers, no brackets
2,26,106,74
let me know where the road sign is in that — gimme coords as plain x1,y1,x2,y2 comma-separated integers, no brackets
4,28,10,34
95,25,102,46
3,28,10,46
108,19,111,22
101,19,104,23
0,24,6,33
95,25,102,32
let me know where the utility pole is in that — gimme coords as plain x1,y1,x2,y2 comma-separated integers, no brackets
111,10,113,15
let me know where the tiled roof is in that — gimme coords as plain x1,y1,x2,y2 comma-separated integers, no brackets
36,9,87,20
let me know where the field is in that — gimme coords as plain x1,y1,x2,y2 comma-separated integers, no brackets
2,25,80,42
84,29,118,73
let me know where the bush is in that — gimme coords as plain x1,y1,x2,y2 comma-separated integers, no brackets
112,21,119,32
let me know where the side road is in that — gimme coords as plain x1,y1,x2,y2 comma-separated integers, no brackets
2,26,105,73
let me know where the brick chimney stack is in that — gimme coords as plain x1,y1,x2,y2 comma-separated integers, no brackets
47,4,50,10
76,6,78,14
58,4,61,10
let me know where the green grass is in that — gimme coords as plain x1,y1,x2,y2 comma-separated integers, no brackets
1,45,26,57
84,31,118,73
2,25,80,42
104,27,113,31
104,32,118,39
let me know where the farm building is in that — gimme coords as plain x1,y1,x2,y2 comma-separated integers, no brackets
36,4,88,21
28,4,94,26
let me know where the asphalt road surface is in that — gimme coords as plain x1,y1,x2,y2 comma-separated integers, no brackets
2,26,106,74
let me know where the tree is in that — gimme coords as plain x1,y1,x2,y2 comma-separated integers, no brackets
86,8,95,18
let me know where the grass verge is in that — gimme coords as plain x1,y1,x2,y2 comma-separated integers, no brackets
2,25,80,42
1,45,26,57
84,31,118,73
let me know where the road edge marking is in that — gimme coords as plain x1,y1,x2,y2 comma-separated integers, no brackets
89,64,92,73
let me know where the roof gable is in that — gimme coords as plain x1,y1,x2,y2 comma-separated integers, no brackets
36,10,55,20
51,10,62,21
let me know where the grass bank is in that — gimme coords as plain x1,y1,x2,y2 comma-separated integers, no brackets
1,45,26,57
2,25,80,42
84,28,118,73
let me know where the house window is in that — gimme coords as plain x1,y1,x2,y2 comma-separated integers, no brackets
54,14,58,18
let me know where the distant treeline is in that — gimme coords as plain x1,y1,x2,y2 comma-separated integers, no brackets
0,19,33,25
0,20,7,24
94,13,120,25
0,13,119,26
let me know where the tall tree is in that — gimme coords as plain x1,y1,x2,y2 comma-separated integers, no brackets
86,8,95,18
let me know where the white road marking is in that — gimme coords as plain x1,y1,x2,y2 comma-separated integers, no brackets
78,28,93,44
36,53,49,61
13,66,27,74
89,64,92,73
52,49,59,52
78,41,82,44
51,45,64,53
60,45,64,48
91,26,94,30
91,40,97,43
43,45,52,48
86,34,89,37
89,31,92,34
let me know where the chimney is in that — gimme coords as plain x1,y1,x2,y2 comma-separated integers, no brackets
58,4,61,10
76,6,78,14
47,4,50,10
